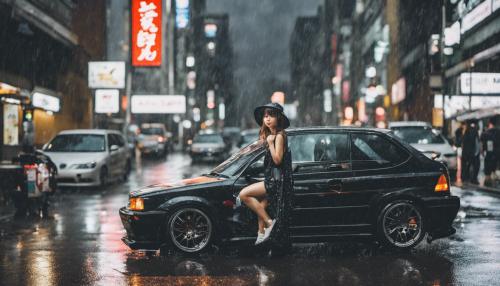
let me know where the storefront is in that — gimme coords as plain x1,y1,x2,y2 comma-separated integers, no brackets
31,88,62,146
0,82,29,161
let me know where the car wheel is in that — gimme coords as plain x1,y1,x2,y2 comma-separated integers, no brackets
99,166,108,188
377,200,425,250
167,207,213,253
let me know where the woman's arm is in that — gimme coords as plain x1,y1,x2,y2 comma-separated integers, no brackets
268,133,285,165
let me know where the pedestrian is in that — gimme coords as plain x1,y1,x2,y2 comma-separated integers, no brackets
462,121,480,184
480,118,499,186
238,102,293,247
454,122,465,185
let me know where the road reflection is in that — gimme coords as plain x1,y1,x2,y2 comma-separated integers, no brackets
121,244,454,285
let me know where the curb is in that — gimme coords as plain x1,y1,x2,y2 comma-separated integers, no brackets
457,183,500,196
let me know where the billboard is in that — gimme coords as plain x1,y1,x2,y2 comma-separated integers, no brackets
32,92,60,112
131,95,186,114
88,61,126,88
132,0,162,66
460,73,500,94
95,89,119,114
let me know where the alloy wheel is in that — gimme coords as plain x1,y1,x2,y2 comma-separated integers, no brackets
169,208,212,253
382,202,423,248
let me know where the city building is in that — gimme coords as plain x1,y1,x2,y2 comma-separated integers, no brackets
0,0,106,161
191,13,234,130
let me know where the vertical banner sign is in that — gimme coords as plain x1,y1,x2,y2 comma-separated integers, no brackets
132,0,162,66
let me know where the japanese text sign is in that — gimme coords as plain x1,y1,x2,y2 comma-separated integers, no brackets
132,0,162,66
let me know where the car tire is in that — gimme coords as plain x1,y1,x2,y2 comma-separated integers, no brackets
376,200,425,250
99,166,108,188
166,207,214,254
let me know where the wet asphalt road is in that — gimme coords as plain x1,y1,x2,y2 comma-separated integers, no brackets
1,152,500,285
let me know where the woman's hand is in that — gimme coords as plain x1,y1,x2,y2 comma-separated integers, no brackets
266,134,276,146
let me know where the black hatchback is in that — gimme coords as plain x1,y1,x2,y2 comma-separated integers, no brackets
119,127,460,253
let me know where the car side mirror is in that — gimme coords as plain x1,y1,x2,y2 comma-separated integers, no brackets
110,145,119,152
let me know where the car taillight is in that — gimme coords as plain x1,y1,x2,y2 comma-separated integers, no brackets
129,197,144,211
157,137,165,143
434,174,449,192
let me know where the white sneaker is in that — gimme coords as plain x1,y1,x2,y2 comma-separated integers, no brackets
261,219,276,243
255,232,265,245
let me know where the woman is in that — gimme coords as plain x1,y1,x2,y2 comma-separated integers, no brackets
239,102,293,246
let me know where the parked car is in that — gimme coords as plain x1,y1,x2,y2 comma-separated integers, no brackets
43,129,131,187
239,128,260,147
138,123,171,158
120,127,460,253
189,132,230,162
388,121,457,175
222,127,242,149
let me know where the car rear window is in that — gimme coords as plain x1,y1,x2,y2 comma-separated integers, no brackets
351,133,409,169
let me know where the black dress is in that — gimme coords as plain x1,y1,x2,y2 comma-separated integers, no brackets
264,134,293,248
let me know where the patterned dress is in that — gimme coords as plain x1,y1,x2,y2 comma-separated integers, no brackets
263,133,294,249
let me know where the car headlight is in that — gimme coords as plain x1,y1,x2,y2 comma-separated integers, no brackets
74,162,97,169
129,197,144,211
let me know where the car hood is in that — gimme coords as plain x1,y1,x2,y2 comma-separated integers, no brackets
130,175,225,197
411,143,454,155
42,151,107,166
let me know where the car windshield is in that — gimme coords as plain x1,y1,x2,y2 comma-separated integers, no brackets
141,128,163,135
44,134,106,152
211,140,264,176
193,134,224,144
392,127,445,144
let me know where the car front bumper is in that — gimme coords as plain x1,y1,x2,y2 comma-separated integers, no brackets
119,207,166,250
422,195,460,239
56,168,100,187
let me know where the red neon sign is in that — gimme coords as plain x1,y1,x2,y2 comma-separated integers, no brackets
132,0,162,66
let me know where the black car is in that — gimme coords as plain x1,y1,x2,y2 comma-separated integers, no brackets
120,127,460,253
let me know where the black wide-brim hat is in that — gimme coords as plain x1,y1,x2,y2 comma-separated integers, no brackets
254,102,290,128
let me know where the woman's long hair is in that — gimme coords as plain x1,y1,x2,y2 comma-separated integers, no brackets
259,108,287,143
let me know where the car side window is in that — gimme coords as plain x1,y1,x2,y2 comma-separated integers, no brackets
113,134,125,147
289,133,349,163
351,133,409,170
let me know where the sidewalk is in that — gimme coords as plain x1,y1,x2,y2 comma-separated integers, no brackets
457,181,500,195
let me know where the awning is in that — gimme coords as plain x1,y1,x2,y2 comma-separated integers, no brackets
454,106,500,121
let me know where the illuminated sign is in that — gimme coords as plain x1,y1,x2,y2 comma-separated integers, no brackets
131,95,186,114
95,89,119,114
204,23,217,37
391,77,406,104
444,21,460,46
460,73,500,94
88,61,126,88
461,0,491,34
132,0,162,66
3,104,19,145
176,0,190,28
32,92,60,112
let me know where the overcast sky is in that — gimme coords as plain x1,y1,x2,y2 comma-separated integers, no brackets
207,0,321,116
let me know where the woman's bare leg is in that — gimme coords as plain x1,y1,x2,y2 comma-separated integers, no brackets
239,182,272,227
257,198,268,233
